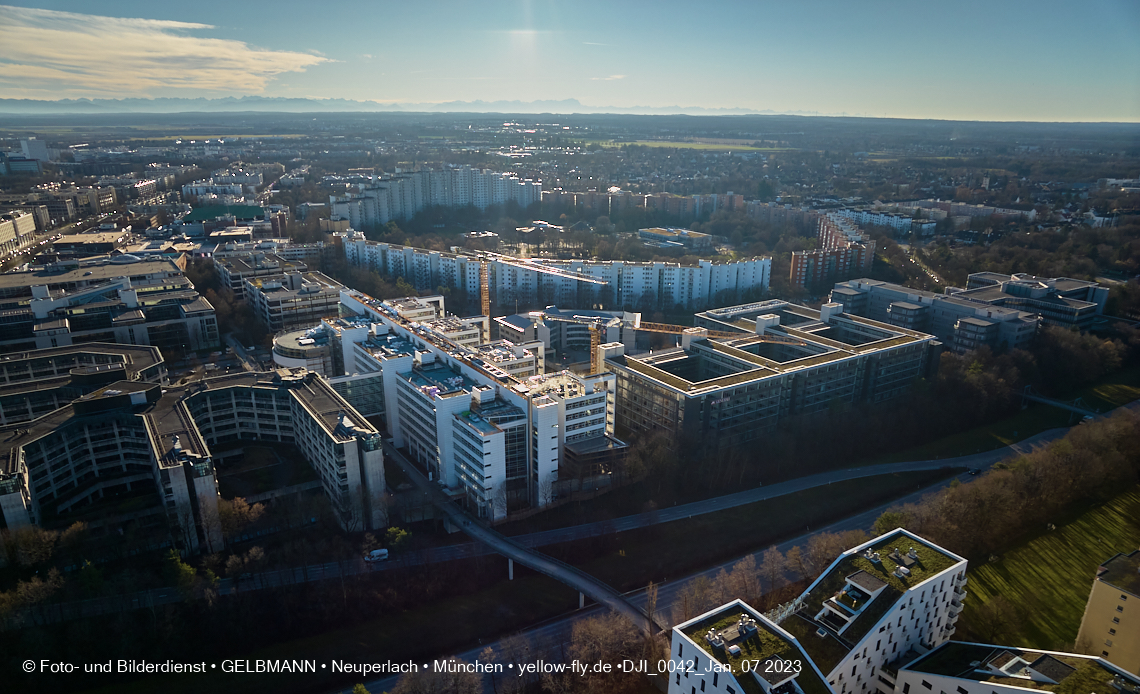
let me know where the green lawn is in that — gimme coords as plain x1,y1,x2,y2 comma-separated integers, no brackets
872,404,1071,465
585,139,791,152
564,469,960,592
1072,364,1140,412
958,486,1140,650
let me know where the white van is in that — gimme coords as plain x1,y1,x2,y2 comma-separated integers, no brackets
364,549,389,562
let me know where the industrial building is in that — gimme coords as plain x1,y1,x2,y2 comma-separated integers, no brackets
0,345,384,559
604,300,942,450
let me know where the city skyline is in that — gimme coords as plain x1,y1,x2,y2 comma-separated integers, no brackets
0,0,1138,122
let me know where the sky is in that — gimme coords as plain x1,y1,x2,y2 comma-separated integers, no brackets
0,0,1138,122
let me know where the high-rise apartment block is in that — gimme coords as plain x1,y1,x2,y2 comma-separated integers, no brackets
342,234,771,311
331,166,541,228
790,214,876,289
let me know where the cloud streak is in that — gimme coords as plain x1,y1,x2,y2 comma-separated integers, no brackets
0,5,328,98
590,74,626,81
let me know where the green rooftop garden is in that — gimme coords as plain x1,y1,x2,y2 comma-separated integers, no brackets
803,532,960,644
682,609,833,694
780,613,849,676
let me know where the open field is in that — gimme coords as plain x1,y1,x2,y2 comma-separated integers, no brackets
587,139,792,151
958,486,1140,650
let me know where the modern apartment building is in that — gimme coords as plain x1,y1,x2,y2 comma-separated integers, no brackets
605,300,942,450
668,530,1140,694
336,290,625,520
342,233,772,311
330,166,541,228
0,347,385,558
0,256,219,352
0,210,36,255
790,214,877,290
829,279,1042,353
1077,550,1140,674
243,271,344,332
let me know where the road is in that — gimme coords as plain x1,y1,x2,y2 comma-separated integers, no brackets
3,423,1074,630
384,443,656,633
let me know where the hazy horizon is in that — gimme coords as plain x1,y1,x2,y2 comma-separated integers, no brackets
0,1,1137,123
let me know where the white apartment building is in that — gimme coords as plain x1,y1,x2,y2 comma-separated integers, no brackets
337,290,624,520
0,211,36,255
330,166,541,228
666,529,1140,694
343,234,772,311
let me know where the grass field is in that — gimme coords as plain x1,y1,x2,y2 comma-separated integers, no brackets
958,486,1140,650
586,139,792,151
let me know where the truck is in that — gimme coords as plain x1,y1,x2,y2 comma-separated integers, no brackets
364,549,389,563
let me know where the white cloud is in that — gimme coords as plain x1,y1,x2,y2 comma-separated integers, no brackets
590,74,626,81
0,5,328,98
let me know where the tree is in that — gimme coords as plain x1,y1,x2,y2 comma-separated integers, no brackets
542,612,644,694
759,546,787,606
385,526,411,552
874,510,911,536
218,497,266,547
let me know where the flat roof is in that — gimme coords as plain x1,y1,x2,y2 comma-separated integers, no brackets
1099,550,1140,596
0,257,179,290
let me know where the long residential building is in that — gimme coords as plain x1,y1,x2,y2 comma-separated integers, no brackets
0,345,385,560
322,291,625,520
330,166,541,228
0,256,219,352
1077,550,1140,674
342,233,772,311
667,529,1139,694
829,278,1057,353
605,300,942,450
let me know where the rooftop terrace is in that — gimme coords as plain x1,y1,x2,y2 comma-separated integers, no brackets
905,642,1136,694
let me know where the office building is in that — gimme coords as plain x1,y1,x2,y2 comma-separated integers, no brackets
1077,550,1140,673
343,234,772,311
0,256,219,352
243,271,344,332
214,252,308,300
829,279,1042,353
20,138,50,162
955,272,1107,329
0,346,385,558
605,300,941,450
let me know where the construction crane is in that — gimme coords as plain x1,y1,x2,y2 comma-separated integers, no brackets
473,252,608,319
530,312,809,375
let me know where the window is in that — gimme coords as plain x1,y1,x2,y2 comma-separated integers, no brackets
713,673,718,687
1103,651,1110,657
1106,639,1114,647
727,688,735,694
1118,606,1125,613
922,681,932,690
701,680,706,691
1122,595,1129,601
1113,617,1121,624
958,688,969,694
1110,629,1117,636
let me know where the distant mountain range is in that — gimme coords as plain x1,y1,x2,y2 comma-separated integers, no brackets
0,96,815,116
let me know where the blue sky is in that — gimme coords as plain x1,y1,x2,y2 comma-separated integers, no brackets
1,0,1138,121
